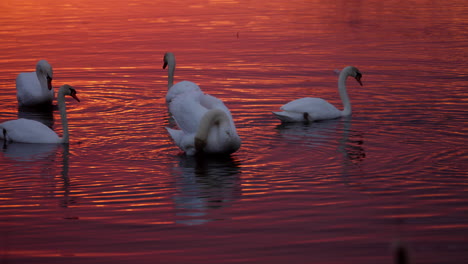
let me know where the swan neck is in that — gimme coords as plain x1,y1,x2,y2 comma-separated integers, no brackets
168,63,175,89
36,70,48,91
57,91,69,143
194,109,228,151
338,71,352,116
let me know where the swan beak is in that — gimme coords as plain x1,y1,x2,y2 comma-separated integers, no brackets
47,76,53,90
71,94,80,102
355,75,363,86
163,61,168,69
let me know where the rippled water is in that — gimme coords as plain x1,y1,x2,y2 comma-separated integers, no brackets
1,0,467,263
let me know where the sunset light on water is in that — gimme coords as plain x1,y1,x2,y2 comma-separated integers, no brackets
1,0,467,263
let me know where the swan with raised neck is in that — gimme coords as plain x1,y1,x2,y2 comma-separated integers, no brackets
273,65,363,122
1,85,80,143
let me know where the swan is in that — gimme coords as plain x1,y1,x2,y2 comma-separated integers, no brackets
16,60,55,107
273,66,363,122
166,91,241,155
163,52,202,102
1,85,80,144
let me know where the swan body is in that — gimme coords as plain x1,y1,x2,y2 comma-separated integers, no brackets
273,66,362,122
16,60,54,107
1,85,80,144
167,80,202,103
1,119,61,143
1,142,60,162
166,91,241,155
163,52,201,102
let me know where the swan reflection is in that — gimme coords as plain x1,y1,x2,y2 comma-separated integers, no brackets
1,143,75,213
339,117,366,166
172,155,242,225
276,118,342,149
276,117,366,166
18,105,55,128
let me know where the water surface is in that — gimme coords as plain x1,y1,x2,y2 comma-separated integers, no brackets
1,0,467,263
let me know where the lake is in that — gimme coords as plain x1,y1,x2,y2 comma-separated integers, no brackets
0,0,467,263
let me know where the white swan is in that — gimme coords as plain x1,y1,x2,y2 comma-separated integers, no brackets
273,66,363,122
163,52,202,102
1,85,80,144
166,91,241,155
16,60,55,107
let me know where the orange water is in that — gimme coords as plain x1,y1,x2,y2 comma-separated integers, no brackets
1,0,467,263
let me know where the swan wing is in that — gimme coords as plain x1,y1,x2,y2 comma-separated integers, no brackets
165,127,196,155
169,91,208,133
198,93,237,128
16,72,40,105
0,119,60,143
280,97,342,121
166,81,202,102
198,93,225,109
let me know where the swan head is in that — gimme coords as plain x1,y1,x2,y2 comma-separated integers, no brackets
344,66,363,86
36,60,53,90
163,52,175,69
59,84,80,102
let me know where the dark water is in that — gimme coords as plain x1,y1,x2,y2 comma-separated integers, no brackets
0,0,467,263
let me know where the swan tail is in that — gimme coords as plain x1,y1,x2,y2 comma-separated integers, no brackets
165,127,183,145
272,111,290,122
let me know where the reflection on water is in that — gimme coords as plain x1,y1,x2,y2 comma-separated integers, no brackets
276,119,342,145
172,155,241,225
338,117,366,166
57,145,75,211
1,143,73,213
0,0,467,263
17,105,55,128
275,117,366,178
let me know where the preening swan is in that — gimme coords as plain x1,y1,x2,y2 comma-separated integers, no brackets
273,66,363,122
166,91,241,155
1,85,80,144
163,52,202,102
16,60,54,107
